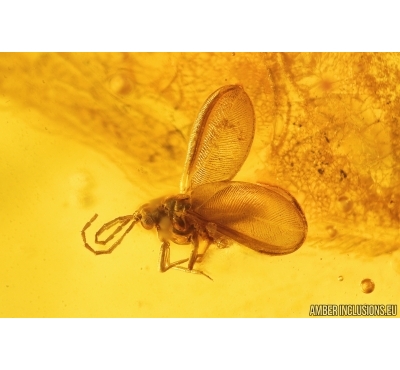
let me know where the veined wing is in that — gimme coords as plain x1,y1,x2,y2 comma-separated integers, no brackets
189,181,308,254
180,85,255,194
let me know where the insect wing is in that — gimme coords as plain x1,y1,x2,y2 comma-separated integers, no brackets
189,181,307,254
180,85,255,193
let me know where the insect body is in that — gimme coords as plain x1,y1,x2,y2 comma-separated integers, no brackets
81,85,308,279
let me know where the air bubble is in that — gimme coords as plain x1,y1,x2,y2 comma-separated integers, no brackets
109,73,132,95
360,278,375,294
326,225,337,238
338,195,353,213
338,275,343,281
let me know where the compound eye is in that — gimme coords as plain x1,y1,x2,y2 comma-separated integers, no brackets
141,214,155,230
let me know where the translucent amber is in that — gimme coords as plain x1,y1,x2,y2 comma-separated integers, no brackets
0,53,398,317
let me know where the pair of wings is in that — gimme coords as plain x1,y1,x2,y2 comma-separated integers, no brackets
180,85,307,254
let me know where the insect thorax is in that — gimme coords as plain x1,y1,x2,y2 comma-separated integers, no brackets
138,194,194,245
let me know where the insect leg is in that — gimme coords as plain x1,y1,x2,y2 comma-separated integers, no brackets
158,240,212,281
187,231,201,270
177,233,214,280
192,237,213,264
159,240,189,272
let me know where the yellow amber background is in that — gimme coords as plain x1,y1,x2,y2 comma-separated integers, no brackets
0,53,399,317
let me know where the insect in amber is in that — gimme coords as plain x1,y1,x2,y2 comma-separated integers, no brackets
81,85,308,280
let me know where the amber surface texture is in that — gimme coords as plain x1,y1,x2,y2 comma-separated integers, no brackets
0,53,399,317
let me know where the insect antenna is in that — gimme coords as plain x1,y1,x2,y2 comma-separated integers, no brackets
81,212,141,255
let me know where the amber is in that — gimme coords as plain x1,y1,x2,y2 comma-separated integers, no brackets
0,53,399,317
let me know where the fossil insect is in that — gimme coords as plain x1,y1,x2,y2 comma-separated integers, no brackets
81,85,308,280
